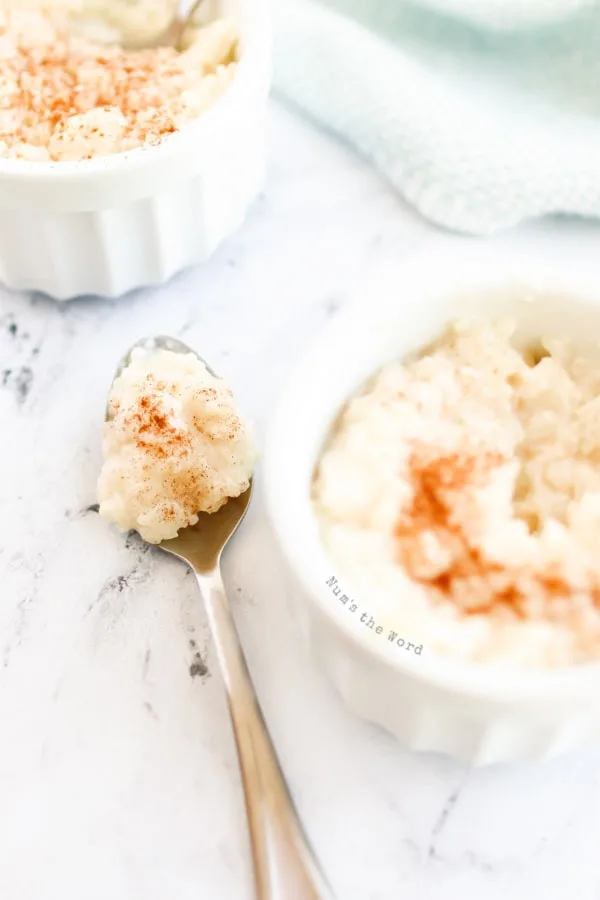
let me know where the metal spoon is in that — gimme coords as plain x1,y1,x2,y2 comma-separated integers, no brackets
107,336,334,900
124,0,204,51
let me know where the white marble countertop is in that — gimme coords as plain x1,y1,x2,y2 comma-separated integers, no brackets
3,102,600,900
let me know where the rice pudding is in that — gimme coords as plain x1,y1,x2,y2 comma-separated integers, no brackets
0,3,238,161
98,348,256,544
2,0,179,47
313,319,600,668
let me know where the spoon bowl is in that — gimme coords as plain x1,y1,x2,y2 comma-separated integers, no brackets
105,336,333,899
107,333,251,570
108,334,215,392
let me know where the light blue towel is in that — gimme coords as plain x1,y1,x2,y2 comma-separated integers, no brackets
273,0,600,234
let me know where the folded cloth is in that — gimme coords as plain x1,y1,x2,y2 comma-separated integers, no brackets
401,0,594,30
272,0,600,234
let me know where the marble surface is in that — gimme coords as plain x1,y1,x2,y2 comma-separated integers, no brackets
2,101,600,900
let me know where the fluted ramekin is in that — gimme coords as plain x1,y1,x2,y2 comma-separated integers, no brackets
0,0,271,300
265,245,600,765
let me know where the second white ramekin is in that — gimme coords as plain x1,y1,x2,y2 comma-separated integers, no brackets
264,245,600,766
0,0,271,300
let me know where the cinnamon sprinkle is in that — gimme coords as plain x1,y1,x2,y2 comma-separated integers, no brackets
0,9,237,161
124,391,191,461
395,452,599,617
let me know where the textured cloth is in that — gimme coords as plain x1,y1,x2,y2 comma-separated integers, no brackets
398,0,594,30
272,0,600,234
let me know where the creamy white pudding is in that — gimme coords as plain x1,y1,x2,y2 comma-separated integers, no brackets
0,3,238,161
98,348,256,544
313,319,600,668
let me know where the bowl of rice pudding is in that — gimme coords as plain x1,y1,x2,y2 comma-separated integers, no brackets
265,247,600,764
0,0,270,299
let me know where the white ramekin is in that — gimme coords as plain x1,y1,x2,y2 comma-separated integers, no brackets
264,245,600,766
0,0,271,300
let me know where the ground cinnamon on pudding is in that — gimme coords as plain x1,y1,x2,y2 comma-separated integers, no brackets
122,389,189,460
395,451,600,619
0,9,237,161
313,318,600,666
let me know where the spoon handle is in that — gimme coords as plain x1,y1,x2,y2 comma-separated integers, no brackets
196,569,334,900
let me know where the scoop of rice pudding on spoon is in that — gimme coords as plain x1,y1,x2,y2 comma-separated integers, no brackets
98,339,255,543
97,337,333,900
